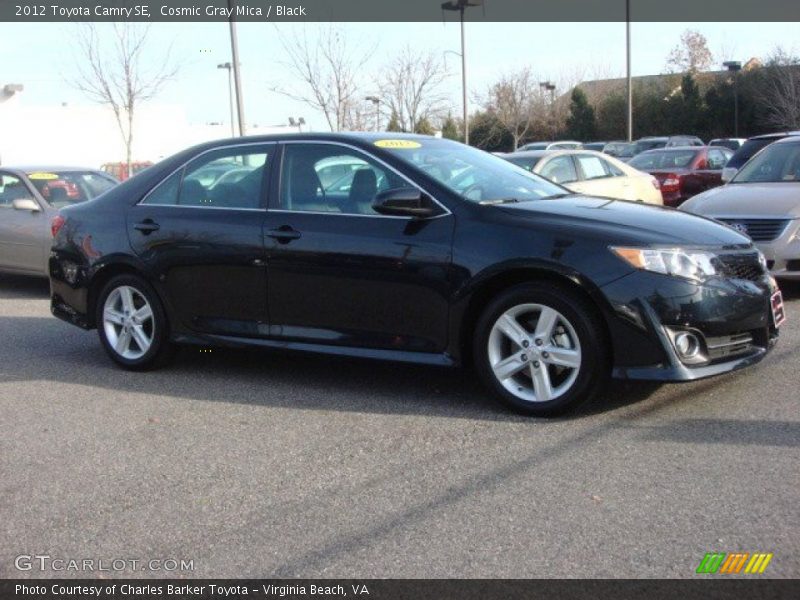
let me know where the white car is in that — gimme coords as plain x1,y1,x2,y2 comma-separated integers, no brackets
681,137,800,280
500,149,663,205
517,141,583,152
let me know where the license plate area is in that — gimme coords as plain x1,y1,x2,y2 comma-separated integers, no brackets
771,291,786,328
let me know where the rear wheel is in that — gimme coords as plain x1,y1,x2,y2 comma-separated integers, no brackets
473,283,609,416
95,274,174,370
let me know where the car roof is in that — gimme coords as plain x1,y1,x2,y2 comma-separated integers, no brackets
508,150,551,158
749,131,800,140
772,136,800,145
637,146,704,154
1,165,104,173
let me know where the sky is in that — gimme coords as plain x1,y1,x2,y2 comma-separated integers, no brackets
1,21,797,132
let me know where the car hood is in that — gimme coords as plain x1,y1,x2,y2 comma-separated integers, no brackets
680,182,800,218
499,195,749,246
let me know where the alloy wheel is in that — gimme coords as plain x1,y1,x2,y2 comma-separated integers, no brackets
102,285,155,360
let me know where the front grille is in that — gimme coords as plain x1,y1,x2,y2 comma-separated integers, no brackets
717,218,790,242
716,252,766,282
706,332,755,361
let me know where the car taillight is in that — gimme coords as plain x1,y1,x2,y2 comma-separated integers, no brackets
660,174,681,192
51,215,65,238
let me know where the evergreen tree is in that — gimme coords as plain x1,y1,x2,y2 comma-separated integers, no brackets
441,114,461,141
414,117,436,135
386,110,403,132
565,88,597,141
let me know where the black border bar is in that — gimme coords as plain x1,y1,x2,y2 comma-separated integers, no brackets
2,0,800,22
2,579,799,600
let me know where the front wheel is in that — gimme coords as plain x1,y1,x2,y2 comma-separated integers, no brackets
95,274,175,370
473,283,609,416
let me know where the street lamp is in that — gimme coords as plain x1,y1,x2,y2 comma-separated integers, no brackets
723,60,742,137
365,96,381,132
626,0,632,142
288,117,306,133
217,63,235,137
540,81,557,140
441,0,482,145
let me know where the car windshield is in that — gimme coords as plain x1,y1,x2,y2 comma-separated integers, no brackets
726,138,781,169
380,138,565,203
503,155,543,172
634,140,667,153
26,171,117,207
731,142,800,183
629,150,698,170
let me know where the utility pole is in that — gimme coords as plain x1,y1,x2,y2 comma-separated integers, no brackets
366,96,381,131
540,81,557,140
217,63,235,137
228,0,246,136
626,0,632,142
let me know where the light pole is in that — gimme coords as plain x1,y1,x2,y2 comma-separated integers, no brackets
365,96,381,131
540,81,557,140
626,0,633,142
227,0,246,136
217,63,235,137
724,60,742,137
441,0,482,145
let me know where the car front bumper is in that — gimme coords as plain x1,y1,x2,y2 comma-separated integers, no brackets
601,270,780,382
755,219,800,280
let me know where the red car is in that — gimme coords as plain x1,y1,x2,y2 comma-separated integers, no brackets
627,146,733,207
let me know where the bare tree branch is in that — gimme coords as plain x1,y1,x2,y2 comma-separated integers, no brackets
379,46,450,133
72,23,179,174
271,25,373,132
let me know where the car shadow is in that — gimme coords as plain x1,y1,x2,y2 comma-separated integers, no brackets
0,312,684,422
779,279,800,300
0,273,50,299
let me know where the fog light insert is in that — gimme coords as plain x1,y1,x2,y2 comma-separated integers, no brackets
674,332,700,359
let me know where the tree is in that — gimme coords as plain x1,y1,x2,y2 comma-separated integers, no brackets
74,24,178,176
440,114,461,141
595,93,627,140
665,29,714,74
565,88,597,141
469,110,513,152
483,68,541,150
380,46,450,133
756,48,800,130
414,117,436,135
666,73,703,134
273,25,372,132
386,110,403,132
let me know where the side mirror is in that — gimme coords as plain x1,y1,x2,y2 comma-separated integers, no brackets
372,188,435,218
12,198,40,212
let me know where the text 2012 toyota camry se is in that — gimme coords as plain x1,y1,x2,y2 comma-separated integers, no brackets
49,134,785,416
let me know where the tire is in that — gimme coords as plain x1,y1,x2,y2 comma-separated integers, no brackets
95,274,175,371
473,282,609,417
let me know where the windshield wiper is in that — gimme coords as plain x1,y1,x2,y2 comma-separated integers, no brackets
479,198,521,205
540,193,576,200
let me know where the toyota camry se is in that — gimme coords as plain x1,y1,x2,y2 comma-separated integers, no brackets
49,134,784,416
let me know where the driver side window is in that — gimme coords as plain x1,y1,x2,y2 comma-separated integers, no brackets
539,156,578,184
0,174,34,207
279,144,407,215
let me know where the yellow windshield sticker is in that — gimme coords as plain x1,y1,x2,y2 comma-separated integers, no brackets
27,172,59,180
374,140,422,149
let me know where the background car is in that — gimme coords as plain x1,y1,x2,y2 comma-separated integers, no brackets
0,166,117,276
709,137,747,151
681,136,800,280
627,145,733,206
581,142,607,152
501,149,663,204
721,131,800,183
101,161,153,181
517,141,583,152
630,135,705,157
604,141,637,162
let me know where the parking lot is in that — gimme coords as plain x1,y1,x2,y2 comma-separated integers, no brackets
0,273,798,579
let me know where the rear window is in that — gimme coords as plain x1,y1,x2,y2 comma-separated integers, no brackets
26,171,117,207
628,150,699,170
504,156,542,171
727,138,782,169
634,140,667,154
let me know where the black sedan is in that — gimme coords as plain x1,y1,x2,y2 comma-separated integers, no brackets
49,134,783,416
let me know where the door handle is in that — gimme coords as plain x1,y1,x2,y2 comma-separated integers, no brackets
267,226,301,243
134,219,160,234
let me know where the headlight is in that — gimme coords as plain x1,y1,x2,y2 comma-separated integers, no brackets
611,247,718,282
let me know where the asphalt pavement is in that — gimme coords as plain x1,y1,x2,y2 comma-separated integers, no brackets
0,273,798,578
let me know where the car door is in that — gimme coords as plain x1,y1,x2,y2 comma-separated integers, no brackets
126,143,274,338
0,172,48,273
264,141,454,354
570,154,627,199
